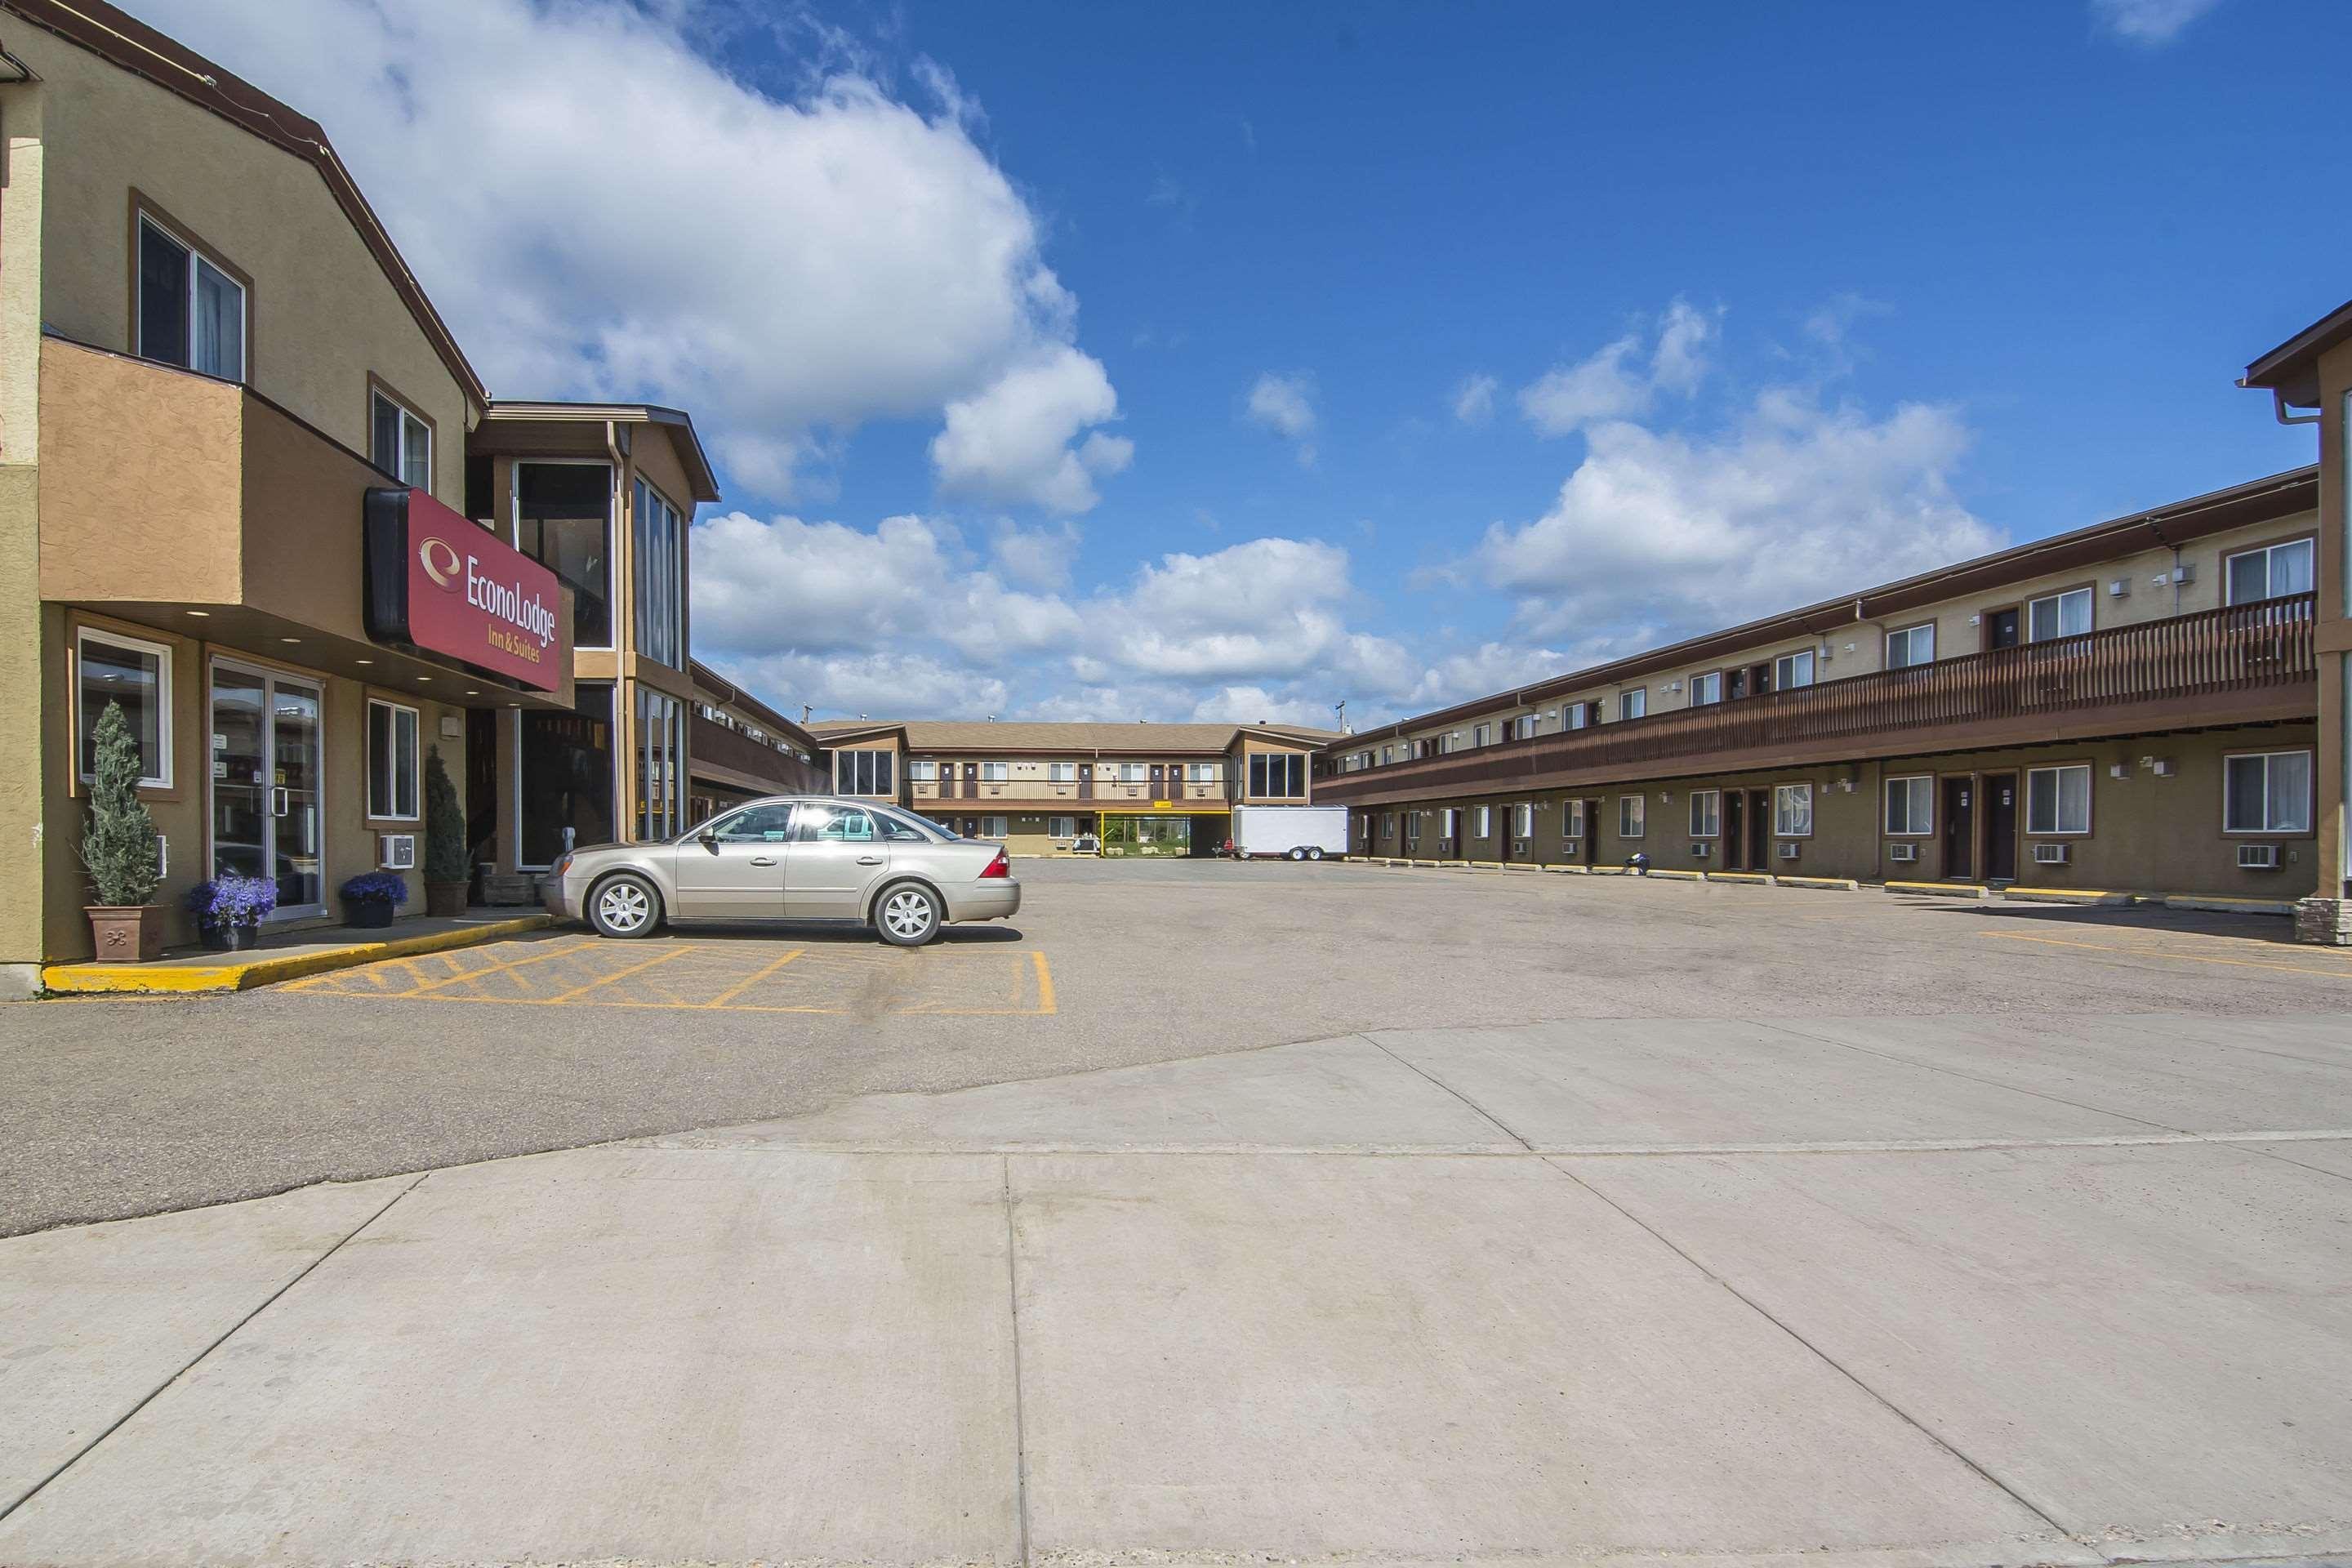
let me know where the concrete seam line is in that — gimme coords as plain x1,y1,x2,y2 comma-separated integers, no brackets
0,1171,430,1525
1535,1155,2101,1557
1356,1032,1538,1152
1001,1155,1032,1568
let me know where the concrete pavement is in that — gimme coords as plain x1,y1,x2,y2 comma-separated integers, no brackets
4,1010,2350,1566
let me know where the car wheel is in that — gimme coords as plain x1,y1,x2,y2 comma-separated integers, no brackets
588,872,662,938
1286,846,1307,861
875,881,942,947
1307,846,1325,861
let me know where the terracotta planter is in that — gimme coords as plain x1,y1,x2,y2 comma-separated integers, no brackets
424,880,468,919
86,905,164,963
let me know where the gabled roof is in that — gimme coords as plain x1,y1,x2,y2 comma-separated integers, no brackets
2,0,486,405
807,719,1339,755
483,402,721,502
2241,298,2352,406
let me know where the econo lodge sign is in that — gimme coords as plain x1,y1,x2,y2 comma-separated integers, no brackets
363,486,566,691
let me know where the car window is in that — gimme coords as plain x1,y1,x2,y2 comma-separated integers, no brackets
707,803,797,842
872,808,937,842
795,805,876,843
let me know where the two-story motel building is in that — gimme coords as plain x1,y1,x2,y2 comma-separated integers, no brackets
806,721,1336,857
0,0,814,989
1316,467,2327,911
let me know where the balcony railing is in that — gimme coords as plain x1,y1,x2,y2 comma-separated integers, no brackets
1318,594,2318,803
912,778,1224,803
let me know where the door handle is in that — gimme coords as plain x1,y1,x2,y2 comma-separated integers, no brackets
747,856,777,866
856,855,884,866
271,786,289,817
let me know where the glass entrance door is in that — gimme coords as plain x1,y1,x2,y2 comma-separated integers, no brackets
211,662,325,919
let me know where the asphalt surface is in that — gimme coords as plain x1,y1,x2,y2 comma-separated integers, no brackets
5,858,2348,1234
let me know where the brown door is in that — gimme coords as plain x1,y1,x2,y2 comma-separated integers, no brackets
1984,608,2021,650
961,762,979,800
1752,662,1773,696
1495,806,1512,862
1077,763,1094,800
1580,801,1601,866
1149,764,1166,800
1983,773,2018,882
1726,668,1747,702
1723,790,1747,871
1746,789,1771,870
1941,778,1974,880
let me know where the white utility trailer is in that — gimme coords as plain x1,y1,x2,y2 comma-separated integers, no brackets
1230,804,1349,861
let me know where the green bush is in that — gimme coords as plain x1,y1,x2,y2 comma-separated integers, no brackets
80,700,161,907
423,745,468,883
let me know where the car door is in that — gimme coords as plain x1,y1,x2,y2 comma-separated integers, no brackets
784,803,894,921
670,801,796,920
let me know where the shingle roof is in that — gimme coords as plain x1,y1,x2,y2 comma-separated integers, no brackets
805,720,1339,753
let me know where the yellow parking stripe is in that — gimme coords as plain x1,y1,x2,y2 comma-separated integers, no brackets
701,947,806,1007
402,938,604,996
1981,930,2352,981
1031,951,1057,1014
543,943,700,1002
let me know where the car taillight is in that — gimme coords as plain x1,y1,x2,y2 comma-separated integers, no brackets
979,850,1010,879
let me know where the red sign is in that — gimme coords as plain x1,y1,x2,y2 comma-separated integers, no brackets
363,486,567,691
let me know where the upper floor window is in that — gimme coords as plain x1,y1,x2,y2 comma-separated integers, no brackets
981,761,1010,782
1620,688,1647,719
515,461,613,649
137,215,244,381
1690,671,1722,706
1886,622,1935,669
909,760,938,782
1773,649,1815,690
1049,762,1076,783
1472,723,1493,747
1249,752,1305,798
1186,762,1220,782
1511,715,1539,741
633,478,685,669
1566,702,1592,730
1117,761,1148,783
835,748,896,797
2225,539,2314,605
370,388,432,490
2026,587,2091,643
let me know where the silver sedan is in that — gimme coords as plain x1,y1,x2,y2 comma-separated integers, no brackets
542,796,1021,947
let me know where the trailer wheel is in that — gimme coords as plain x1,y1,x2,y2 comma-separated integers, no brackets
1286,845,1307,861
1307,846,1325,861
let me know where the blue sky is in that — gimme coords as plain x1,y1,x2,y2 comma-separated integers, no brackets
149,0,2345,725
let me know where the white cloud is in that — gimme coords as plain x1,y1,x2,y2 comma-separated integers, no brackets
1519,298,1718,436
718,649,1012,721
134,0,1126,507
2091,0,2224,43
1475,387,1998,640
1246,372,1319,466
989,519,1082,592
1452,373,1499,425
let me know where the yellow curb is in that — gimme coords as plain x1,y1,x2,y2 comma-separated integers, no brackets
42,915,556,996
1498,862,1543,871
1643,869,1705,881
1776,875,1861,892
1543,864,1584,874
1704,872,1772,884
1885,880,1990,898
2163,894,2298,916
1468,860,1504,870
1999,887,2132,907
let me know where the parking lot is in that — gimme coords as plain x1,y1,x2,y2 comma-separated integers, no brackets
5,857,2350,1234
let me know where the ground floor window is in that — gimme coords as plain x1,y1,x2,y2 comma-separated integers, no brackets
1441,807,1460,842
1473,804,1492,839
2025,764,2091,836
1688,789,1720,838
1884,775,1932,836
1049,815,1078,838
77,628,172,788
1381,812,1396,839
519,683,614,867
636,688,685,841
978,815,1008,838
1565,800,1585,838
2224,751,2311,834
1405,813,1422,845
1774,783,1813,837
1102,815,1190,856
1513,802,1534,838
1618,795,1645,838
367,699,421,822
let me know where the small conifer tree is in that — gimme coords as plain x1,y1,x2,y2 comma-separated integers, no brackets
80,700,162,907
423,745,468,884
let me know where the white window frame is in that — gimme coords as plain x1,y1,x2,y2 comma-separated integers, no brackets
370,387,433,491
365,697,422,822
909,759,938,782
1441,807,1460,841
2026,587,2093,643
1886,622,1935,669
980,816,1008,839
1690,671,1722,706
1774,783,1814,839
1380,811,1396,839
1564,800,1586,839
136,212,245,382
2222,750,2313,835
1187,762,1220,783
1688,789,1720,839
1472,723,1493,748
1566,702,1591,730
1118,762,1147,783
1620,688,1647,719
2025,764,2092,837
2224,538,2315,605
1513,802,1534,839
1473,804,1492,840
1883,774,1934,838
74,627,174,790
982,761,1011,782
1773,649,1816,690
1048,815,1077,839
1618,795,1645,839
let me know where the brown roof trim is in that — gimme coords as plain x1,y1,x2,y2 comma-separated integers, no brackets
688,659,819,753
1331,466,2319,751
2241,298,2352,400
484,401,721,502
3,0,488,407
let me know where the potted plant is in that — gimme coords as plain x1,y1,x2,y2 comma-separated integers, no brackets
421,745,469,918
339,871,410,929
185,873,277,951
80,699,165,962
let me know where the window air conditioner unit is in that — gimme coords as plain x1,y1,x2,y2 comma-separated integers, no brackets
1776,842,1801,861
378,833,418,871
1887,841,1918,863
2238,843,2281,871
1562,837,1580,852
2032,842,2070,866
1690,841,1712,858
1512,840,1531,858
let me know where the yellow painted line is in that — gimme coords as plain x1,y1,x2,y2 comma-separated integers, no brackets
44,915,557,996
544,943,701,1003
399,937,605,996
1031,951,1056,1014
702,947,807,1008
1981,930,2352,981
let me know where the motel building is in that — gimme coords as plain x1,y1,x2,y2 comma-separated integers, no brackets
0,0,814,991
1316,467,2330,923
805,721,1337,857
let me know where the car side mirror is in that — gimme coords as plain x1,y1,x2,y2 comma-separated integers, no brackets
697,831,719,853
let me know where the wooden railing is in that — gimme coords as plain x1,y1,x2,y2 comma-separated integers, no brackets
1318,594,2318,802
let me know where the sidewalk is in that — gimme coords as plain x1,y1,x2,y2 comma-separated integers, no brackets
40,908,553,996
3,1012,2350,1566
